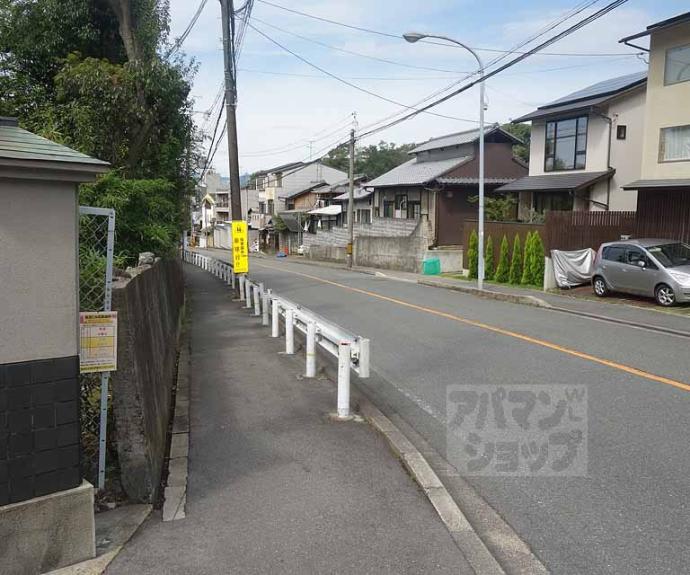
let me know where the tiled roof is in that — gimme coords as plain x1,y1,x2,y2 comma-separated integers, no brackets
333,187,373,201
437,176,517,185
0,118,109,169
622,178,690,190
367,156,470,188
410,125,521,154
496,170,614,193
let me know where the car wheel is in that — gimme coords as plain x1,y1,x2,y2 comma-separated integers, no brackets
593,276,609,297
655,284,676,307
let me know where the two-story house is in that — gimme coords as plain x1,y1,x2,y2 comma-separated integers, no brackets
620,12,690,242
367,125,527,246
251,160,347,216
497,71,647,216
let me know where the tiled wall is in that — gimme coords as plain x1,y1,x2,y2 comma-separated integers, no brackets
0,356,81,505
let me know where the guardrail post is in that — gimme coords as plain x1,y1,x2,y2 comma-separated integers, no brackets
262,290,270,326
245,279,252,309
306,321,316,378
239,275,245,301
253,285,261,317
231,270,236,291
285,309,295,354
337,342,351,418
271,298,280,337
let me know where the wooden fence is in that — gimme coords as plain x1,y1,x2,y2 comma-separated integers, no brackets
462,220,545,259
544,211,638,251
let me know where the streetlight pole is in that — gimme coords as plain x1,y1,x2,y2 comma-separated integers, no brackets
403,32,486,290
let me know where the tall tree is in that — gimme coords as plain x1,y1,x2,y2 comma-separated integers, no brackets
323,140,416,179
501,122,531,164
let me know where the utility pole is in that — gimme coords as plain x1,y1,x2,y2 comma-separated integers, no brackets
347,128,355,269
219,0,243,221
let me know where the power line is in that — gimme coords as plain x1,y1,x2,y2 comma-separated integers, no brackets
358,0,631,139
251,16,471,74
237,67,458,80
256,0,643,57
248,22,480,124
167,0,209,57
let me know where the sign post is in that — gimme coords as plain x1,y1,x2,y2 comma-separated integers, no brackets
232,220,249,274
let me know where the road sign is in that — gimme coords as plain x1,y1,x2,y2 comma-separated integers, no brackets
79,311,118,373
232,220,249,273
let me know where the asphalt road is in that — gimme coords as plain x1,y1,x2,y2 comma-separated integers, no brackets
202,251,690,575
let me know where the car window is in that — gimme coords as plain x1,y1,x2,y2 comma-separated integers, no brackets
647,243,690,268
626,249,644,265
602,246,626,262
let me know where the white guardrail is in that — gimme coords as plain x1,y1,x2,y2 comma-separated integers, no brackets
182,250,370,418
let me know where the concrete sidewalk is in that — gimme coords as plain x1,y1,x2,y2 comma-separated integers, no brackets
106,263,472,574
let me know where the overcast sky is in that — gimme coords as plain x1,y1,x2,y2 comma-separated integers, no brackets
167,0,687,175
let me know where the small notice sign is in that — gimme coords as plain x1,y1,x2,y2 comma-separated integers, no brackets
79,312,118,373
232,220,249,273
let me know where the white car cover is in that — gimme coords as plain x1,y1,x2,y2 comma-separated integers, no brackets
551,248,597,288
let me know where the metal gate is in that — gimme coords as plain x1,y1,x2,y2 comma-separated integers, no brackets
78,206,115,490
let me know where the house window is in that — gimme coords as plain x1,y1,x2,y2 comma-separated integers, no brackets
407,201,421,219
544,116,588,171
357,209,371,224
659,125,690,162
395,194,407,218
383,200,395,218
534,191,574,214
616,125,627,140
664,44,690,86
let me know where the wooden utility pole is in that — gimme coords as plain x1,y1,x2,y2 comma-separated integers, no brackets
219,0,243,221
347,128,355,268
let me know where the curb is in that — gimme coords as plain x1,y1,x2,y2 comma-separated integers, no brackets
359,399,506,575
418,279,552,308
162,331,190,522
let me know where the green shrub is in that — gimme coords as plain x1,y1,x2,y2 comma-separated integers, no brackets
495,235,510,283
509,234,522,285
521,231,534,285
484,235,495,280
468,229,479,279
530,232,546,287
79,171,180,265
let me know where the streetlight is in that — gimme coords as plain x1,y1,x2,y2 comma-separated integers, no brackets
403,32,486,290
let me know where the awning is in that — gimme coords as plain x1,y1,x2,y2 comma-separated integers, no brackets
621,179,690,190
308,205,342,216
495,170,614,193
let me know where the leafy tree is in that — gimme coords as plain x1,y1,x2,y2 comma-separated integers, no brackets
521,231,534,285
501,122,531,164
495,235,510,283
484,235,495,280
323,141,415,179
468,229,478,279
509,234,522,285
0,0,199,260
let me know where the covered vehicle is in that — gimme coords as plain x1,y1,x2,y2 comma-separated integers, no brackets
592,239,690,306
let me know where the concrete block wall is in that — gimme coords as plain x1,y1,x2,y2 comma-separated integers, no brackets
303,218,419,248
110,259,185,502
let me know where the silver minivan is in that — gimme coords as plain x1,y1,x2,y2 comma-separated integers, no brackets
592,239,690,306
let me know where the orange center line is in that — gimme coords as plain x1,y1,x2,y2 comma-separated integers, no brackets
253,260,690,393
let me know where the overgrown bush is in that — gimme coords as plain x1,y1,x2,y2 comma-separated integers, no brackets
468,229,478,279
485,235,494,280
80,171,179,265
495,235,510,283
509,234,522,285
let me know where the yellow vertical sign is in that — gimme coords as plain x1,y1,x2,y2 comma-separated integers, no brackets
232,220,249,273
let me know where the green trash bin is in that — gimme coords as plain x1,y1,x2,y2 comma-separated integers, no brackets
422,257,441,275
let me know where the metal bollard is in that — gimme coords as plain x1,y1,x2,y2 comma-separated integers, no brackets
226,266,232,287
231,270,236,291
259,282,264,299
337,342,351,418
262,290,270,326
238,275,245,301
271,298,279,338
253,285,261,317
285,309,295,354
245,279,252,308
306,321,316,378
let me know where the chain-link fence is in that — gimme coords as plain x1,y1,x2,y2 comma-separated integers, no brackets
78,206,116,491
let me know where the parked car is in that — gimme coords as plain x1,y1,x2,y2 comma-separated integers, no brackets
592,239,690,306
